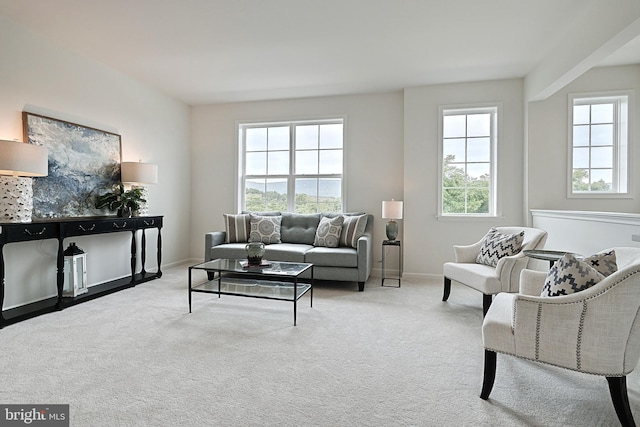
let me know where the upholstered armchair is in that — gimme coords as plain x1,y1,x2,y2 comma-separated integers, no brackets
442,227,548,315
481,247,640,426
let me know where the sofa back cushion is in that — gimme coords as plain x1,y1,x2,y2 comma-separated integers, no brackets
280,212,321,244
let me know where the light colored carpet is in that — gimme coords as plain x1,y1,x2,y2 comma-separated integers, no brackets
1,263,638,426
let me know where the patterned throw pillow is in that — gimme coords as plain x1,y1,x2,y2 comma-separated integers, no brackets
541,253,605,297
581,250,617,277
314,216,344,248
340,214,368,248
476,228,525,267
223,213,250,243
248,214,282,244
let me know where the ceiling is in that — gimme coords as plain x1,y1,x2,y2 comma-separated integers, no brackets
0,0,638,105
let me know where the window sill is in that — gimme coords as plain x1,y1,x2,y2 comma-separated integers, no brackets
567,193,632,199
436,214,505,222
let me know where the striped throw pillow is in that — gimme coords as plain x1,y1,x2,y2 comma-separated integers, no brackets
340,214,368,248
223,213,250,243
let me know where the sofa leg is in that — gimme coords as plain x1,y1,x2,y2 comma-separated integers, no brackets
443,277,451,301
480,350,497,400
483,294,492,317
358,282,365,292
607,376,636,427
207,271,215,281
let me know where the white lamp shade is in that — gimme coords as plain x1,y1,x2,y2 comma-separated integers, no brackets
0,140,48,177
121,162,158,184
382,200,403,220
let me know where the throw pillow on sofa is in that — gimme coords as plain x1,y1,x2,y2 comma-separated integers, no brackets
340,214,368,248
582,249,617,277
476,228,524,267
314,215,344,248
223,213,251,243
541,252,606,297
249,214,282,244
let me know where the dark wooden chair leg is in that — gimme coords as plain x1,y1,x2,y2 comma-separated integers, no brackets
443,277,451,301
483,294,492,317
607,376,636,427
480,350,497,400
358,281,365,292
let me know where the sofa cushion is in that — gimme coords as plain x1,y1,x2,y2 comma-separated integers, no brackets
264,243,313,263
476,228,524,267
223,213,250,243
305,246,358,268
314,215,344,248
249,214,282,244
280,212,321,244
338,214,368,248
541,253,605,297
210,243,249,261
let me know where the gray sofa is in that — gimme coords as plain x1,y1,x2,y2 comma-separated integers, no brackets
204,212,373,291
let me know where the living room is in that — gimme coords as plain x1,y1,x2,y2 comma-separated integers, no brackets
1,1,640,425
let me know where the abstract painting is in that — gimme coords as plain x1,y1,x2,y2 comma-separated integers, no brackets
22,112,122,218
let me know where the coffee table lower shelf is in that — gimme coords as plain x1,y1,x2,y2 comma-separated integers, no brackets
188,260,313,326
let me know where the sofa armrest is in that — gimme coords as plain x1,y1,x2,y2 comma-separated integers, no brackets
204,231,226,262
453,240,483,263
356,214,374,283
357,233,373,282
519,269,547,296
493,252,530,293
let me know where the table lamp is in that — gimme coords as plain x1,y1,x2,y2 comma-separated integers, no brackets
121,160,158,216
0,140,48,222
382,199,403,241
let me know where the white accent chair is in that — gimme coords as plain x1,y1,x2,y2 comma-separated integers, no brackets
481,247,640,427
442,227,548,315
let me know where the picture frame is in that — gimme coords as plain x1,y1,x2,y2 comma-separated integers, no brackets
22,112,122,218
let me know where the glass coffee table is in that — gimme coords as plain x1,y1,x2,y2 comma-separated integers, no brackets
188,259,313,326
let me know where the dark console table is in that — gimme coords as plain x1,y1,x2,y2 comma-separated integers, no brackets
0,215,163,328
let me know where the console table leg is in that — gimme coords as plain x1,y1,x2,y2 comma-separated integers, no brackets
56,238,64,309
130,230,136,284
141,229,147,275
156,227,163,277
0,244,5,324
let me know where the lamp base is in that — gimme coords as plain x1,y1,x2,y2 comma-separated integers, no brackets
0,175,34,223
385,220,398,241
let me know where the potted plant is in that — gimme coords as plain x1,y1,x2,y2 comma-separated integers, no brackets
95,183,146,217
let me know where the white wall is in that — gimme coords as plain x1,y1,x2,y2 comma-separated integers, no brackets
403,79,525,277
531,210,640,256
190,92,405,276
0,17,191,308
527,64,640,214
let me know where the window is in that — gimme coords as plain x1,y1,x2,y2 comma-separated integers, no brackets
439,105,498,216
240,119,343,213
569,93,630,197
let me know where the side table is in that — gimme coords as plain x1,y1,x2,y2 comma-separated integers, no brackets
523,249,582,268
382,240,402,287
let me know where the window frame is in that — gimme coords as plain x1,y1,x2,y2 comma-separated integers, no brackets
237,118,346,213
567,91,633,199
437,103,500,218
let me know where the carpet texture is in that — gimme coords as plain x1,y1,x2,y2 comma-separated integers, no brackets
1,263,638,426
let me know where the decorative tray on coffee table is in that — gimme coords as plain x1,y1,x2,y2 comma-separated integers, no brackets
239,260,272,268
